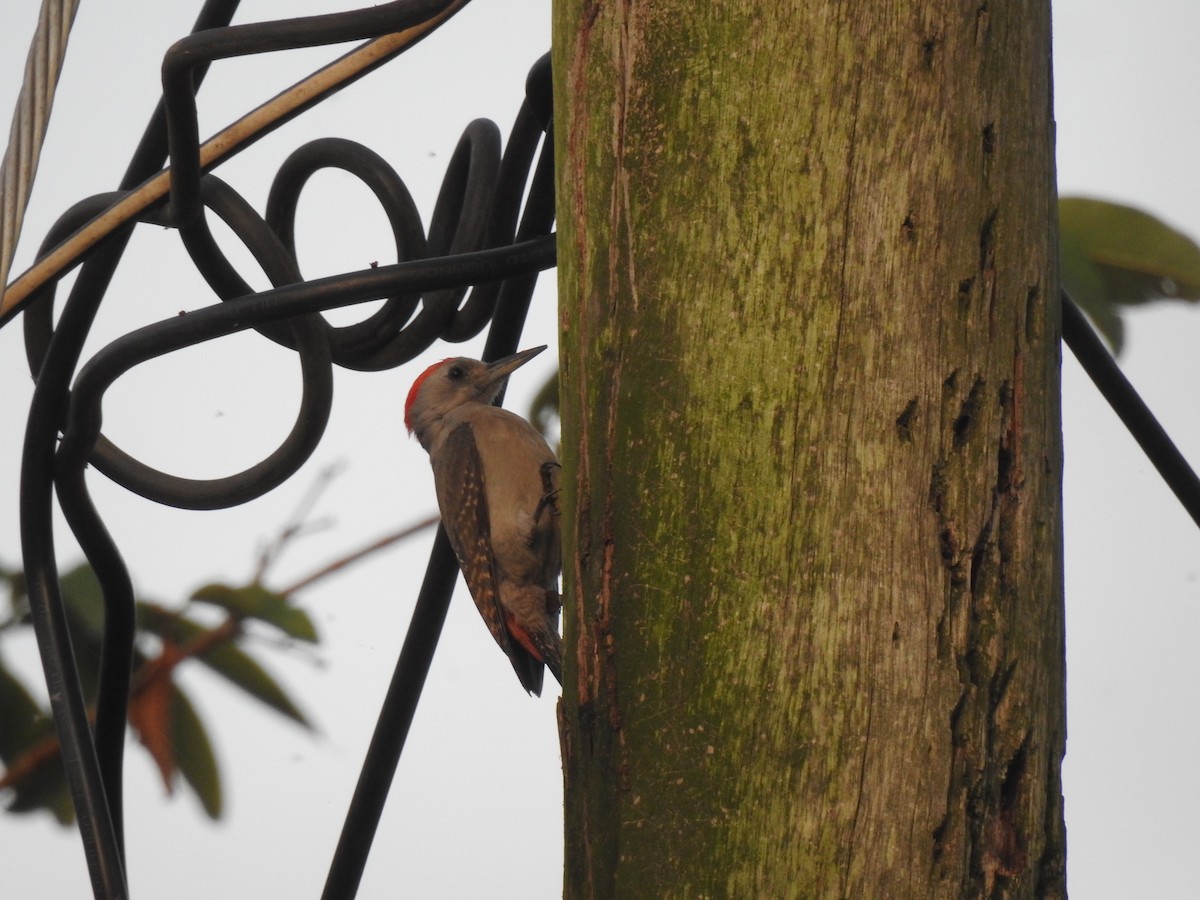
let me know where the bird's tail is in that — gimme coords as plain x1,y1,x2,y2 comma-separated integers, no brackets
540,632,563,686
505,614,562,688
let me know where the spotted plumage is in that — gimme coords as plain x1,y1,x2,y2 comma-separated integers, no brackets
405,347,562,694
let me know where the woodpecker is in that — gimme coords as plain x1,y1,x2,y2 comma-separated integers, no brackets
405,346,563,695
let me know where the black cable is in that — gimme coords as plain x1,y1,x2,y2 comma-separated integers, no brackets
20,11,1200,897
18,9,559,894
320,131,554,893
443,54,551,344
20,5,247,896
21,236,133,900
159,0,469,226
319,528,460,900
265,137,427,357
60,237,555,509
1061,291,1200,527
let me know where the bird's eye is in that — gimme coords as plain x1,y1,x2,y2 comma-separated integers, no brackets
447,365,466,380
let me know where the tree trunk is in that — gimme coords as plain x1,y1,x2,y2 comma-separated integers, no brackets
553,2,1064,897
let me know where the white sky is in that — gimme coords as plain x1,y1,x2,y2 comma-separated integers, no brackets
1,1,1198,898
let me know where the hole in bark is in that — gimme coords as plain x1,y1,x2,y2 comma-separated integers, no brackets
921,33,940,69
953,376,986,448
928,461,947,512
1001,732,1029,810
997,380,1015,491
939,527,957,564
969,515,993,598
957,278,974,309
979,208,999,273
1025,284,1040,343
896,397,919,442
981,122,996,155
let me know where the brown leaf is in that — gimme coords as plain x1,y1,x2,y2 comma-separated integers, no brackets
128,640,185,793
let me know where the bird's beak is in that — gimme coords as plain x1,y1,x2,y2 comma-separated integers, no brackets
484,345,547,385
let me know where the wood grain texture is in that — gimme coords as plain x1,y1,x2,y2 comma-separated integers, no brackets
554,2,1064,896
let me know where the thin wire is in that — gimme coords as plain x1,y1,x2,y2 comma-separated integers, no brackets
0,0,468,326
0,0,83,297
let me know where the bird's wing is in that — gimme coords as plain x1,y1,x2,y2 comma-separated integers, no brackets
439,423,543,694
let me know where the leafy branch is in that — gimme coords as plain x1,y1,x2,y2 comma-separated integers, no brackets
0,485,438,824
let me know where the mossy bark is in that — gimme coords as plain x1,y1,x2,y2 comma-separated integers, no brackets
553,2,1064,897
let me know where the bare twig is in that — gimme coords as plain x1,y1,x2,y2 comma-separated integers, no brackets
279,515,440,597
253,463,345,583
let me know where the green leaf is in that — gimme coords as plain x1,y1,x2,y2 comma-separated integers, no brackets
4,752,74,825
198,642,311,727
191,583,318,643
3,565,28,621
56,564,108,701
0,656,48,760
169,684,222,820
0,560,17,603
0,657,73,824
1060,197,1200,352
0,564,107,823
57,563,107,640
138,603,310,727
529,369,560,441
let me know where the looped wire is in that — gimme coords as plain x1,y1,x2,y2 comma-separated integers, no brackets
14,0,557,894
266,136,428,357
40,51,554,511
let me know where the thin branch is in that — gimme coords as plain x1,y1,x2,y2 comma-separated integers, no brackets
253,462,345,583
279,515,440,597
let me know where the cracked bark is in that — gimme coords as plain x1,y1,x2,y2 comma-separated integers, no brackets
554,2,1065,897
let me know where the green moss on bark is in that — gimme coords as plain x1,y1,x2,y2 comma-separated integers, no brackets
555,2,1064,898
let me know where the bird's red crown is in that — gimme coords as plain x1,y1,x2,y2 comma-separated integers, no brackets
404,358,454,433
